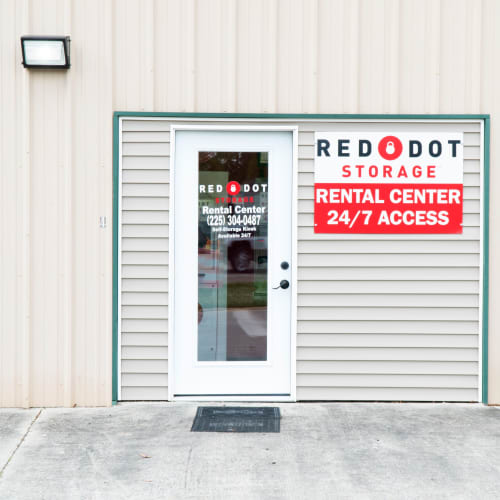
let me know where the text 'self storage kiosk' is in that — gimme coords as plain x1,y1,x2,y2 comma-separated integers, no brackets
0,0,497,407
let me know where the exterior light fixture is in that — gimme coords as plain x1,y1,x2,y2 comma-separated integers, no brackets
21,36,70,69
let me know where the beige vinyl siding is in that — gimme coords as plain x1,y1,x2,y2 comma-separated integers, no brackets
120,122,169,400
119,118,481,402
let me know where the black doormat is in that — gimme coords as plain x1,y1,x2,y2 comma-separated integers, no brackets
191,406,281,433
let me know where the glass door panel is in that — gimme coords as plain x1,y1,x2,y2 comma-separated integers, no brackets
198,152,269,361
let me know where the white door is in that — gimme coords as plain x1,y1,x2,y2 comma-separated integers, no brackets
172,130,293,397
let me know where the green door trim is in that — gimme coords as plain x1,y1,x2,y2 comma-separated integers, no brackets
112,112,490,404
112,112,120,404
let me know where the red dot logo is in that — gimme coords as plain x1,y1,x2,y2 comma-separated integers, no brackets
378,136,403,160
226,181,241,195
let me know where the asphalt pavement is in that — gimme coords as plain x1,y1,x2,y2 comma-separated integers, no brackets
1,402,499,500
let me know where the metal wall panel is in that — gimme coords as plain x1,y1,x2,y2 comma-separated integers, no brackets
1,0,499,406
0,0,113,407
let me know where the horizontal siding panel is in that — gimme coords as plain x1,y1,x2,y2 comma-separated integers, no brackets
122,131,170,142
122,332,168,346
122,120,171,132
296,360,478,375
298,280,479,294
122,373,168,386
464,173,480,186
121,279,168,292
463,133,481,146
297,334,478,348
122,238,168,251
122,142,170,156
122,292,168,306
122,346,168,360
296,387,478,401
122,251,168,265
122,319,167,332
463,159,480,173
121,359,168,373
122,198,169,211
298,307,478,321
122,224,168,237
122,184,168,197
298,267,479,280
123,169,169,183
120,387,168,401
298,253,479,267
297,320,478,334
464,185,481,195
298,293,478,308
122,156,169,170
297,374,477,388
298,172,312,185
121,305,168,319
298,226,480,240
297,239,479,253
298,131,314,145
122,210,168,224
463,146,480,159
298,145,315,159
298,347,478,361
299,159,314,172
122,265,168,278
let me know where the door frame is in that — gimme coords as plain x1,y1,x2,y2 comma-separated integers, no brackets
168,124,298,401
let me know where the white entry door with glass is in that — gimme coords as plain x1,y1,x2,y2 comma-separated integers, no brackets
172,129,293,397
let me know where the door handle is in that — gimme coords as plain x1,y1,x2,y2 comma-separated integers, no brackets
273,279,290,290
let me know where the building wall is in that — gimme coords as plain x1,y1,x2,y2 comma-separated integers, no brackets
1,0,499,407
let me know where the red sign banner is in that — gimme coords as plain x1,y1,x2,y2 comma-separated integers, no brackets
314,183,463,234
314,132,464,234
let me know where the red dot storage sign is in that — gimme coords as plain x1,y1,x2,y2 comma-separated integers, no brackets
314,132,464,234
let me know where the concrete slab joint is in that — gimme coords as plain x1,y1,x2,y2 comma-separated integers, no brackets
0,408,42,478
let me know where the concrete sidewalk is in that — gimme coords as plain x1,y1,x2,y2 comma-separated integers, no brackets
0,403,499,500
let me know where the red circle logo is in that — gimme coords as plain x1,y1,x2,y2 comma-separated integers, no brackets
226,181,241,195
378,136,403,160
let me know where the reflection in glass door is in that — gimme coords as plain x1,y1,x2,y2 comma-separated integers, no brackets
198,152,268,361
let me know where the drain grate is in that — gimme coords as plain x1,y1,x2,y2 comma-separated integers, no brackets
191,406,281,433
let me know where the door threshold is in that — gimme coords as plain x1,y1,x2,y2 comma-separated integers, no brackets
172,394,294,402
